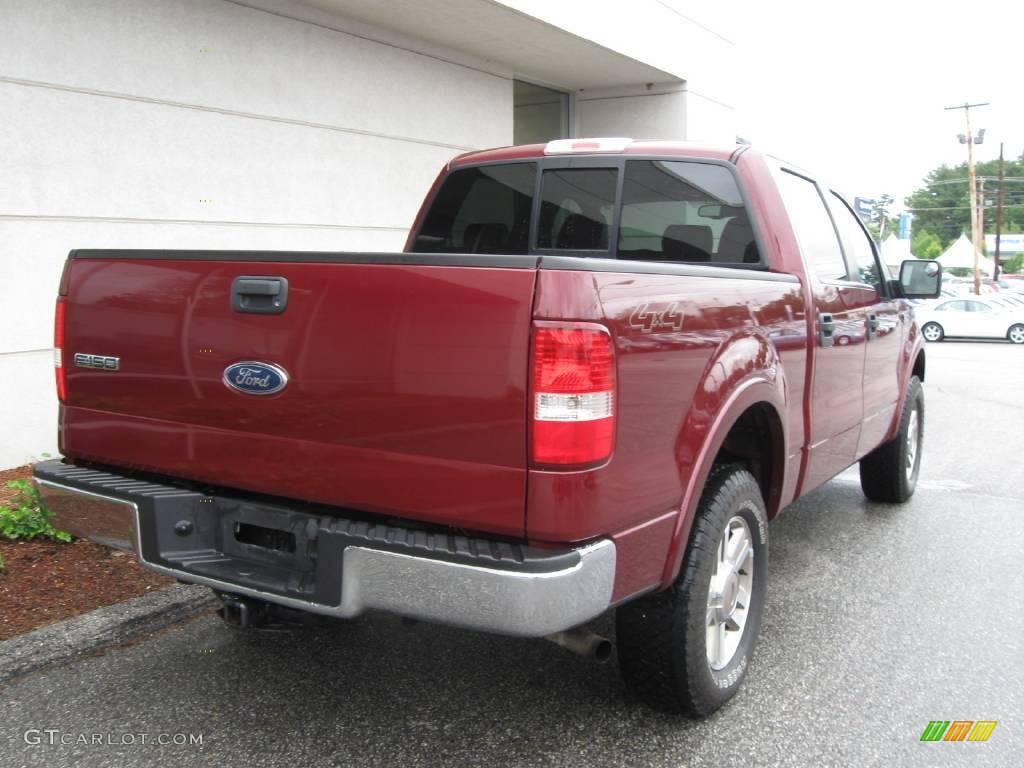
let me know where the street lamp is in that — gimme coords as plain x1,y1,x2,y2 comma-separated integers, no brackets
945,102,989,295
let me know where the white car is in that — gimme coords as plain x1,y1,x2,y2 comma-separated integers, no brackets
915,297,1024,344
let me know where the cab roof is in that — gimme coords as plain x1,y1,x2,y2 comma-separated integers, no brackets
450,138,748,168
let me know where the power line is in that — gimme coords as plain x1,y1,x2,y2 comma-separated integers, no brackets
926,177,1024,185
906,204,1024,211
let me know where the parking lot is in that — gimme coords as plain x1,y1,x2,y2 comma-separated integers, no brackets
2,341,1021,768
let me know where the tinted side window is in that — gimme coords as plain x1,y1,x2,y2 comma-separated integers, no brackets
827,192,882,289
618,160,761,265
776,170,847,281
936,301,965,312
414,163,535,254
966,301,992,313
537,168,617,251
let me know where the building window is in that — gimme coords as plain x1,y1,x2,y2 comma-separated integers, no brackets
513,80,570,145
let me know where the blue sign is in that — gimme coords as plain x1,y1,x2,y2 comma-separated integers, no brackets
899,212,912,240
854,197,874,224
222,362,289,396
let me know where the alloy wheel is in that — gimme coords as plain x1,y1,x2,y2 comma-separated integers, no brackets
706,515,755,670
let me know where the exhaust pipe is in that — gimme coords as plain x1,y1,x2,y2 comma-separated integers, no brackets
545,629,613,663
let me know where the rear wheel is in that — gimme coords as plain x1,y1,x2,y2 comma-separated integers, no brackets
616,465,768,716
1008,324,1024,344
921,322,943,342
859,375,923,503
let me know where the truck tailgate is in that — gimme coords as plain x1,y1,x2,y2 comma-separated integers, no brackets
59,252,536,537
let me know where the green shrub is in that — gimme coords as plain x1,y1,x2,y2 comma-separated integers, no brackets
0,480,71,542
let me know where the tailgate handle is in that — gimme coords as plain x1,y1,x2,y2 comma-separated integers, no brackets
232,276,289,315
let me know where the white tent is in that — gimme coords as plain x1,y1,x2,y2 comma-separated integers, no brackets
937,234,995,275
880,235,915,277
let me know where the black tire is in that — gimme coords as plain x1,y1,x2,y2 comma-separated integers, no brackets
1008,324,1024,345
616,465,768,717
921,322,944,342
859,375,923,503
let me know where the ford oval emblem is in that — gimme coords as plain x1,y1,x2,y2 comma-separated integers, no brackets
223,361,289,396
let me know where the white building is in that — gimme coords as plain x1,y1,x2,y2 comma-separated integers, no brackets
1,0,738,469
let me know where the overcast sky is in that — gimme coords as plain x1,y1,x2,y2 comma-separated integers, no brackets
722,0,1023,209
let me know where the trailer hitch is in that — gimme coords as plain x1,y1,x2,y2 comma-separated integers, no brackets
215,591,333,630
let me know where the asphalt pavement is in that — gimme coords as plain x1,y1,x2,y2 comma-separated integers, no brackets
2,340,1021,768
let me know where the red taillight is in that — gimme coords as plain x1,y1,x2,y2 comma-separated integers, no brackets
531,324,616,469
54,298,66,403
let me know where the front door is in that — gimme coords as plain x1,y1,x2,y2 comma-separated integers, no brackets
824,191,904,457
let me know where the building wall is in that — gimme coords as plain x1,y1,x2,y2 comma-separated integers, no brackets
576,84,688,140
1,0,738,470
0,0,513,468
498,0,737,141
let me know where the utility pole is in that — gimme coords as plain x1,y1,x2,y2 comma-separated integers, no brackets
977,177,985,271
945,101,989,295
994,143,1005,280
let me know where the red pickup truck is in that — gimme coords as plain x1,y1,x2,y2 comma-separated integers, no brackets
33,138,940,716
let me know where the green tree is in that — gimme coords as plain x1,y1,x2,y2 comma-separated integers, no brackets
904,154,1024,250
911,230,943,260
866,194,899,241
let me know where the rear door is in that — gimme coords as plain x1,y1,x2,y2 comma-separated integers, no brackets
774,169,868,491
962,299,1000,338
933,300,969,335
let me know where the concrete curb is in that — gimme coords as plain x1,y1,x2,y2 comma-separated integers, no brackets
0,583,218,685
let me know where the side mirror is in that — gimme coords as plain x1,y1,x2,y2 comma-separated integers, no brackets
897,259,942,299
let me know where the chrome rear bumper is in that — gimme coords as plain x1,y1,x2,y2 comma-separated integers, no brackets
33,460,615,637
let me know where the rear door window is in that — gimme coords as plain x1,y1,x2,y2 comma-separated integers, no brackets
413,163,535,254
775,170,848,281
618,160,761,265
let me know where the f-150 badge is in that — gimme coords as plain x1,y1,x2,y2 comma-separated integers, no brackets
74,353,120,370
223,362,289,396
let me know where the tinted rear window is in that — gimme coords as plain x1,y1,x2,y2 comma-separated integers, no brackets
618,160,760,265
536,168,618,251
413,158,761,268
413,163,535,254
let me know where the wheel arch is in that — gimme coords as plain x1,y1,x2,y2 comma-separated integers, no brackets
661,377,787,588
913,347,926,382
